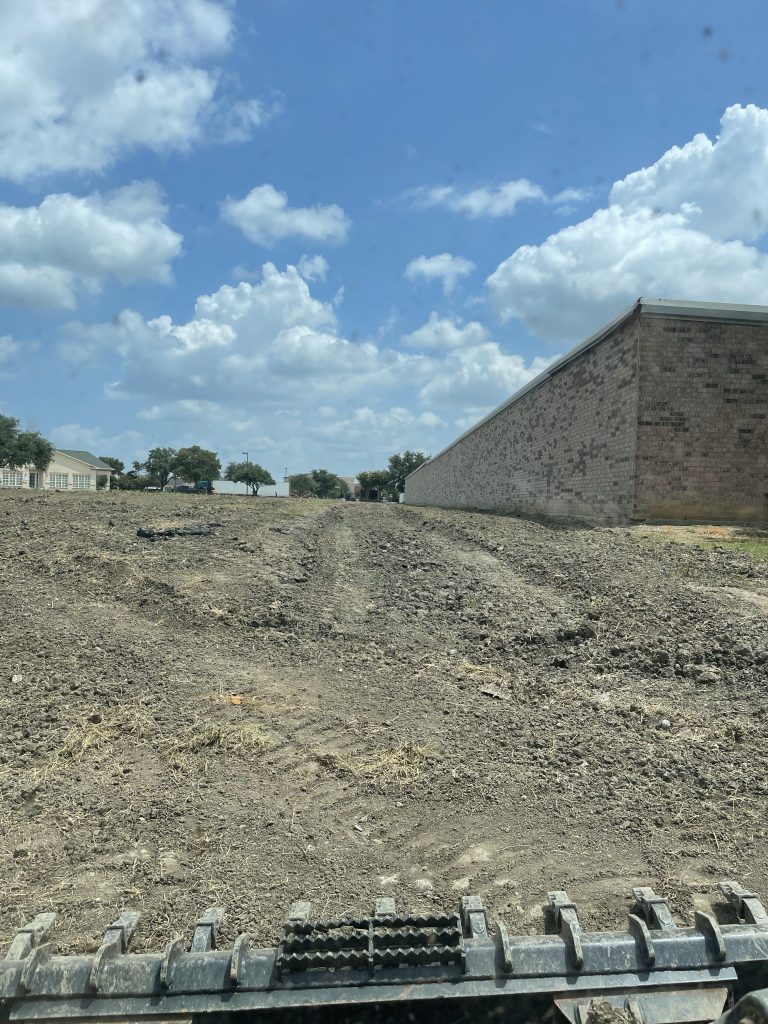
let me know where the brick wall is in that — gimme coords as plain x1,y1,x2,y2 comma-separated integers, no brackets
634,317,768,521
406,314,642,522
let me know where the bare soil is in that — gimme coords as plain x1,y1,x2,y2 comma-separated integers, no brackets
1,491,767,954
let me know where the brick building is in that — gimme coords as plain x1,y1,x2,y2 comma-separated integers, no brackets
405,298,768,523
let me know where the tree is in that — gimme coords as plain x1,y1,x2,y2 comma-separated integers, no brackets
388,450,429,493
142,447,177,490
0,415,54,471
287,472,318,497
225,460,276,495
99,456,127,490
99,456,124,475
311,468,347,498
357,469,394,500
115,461,152,490
171,446,221,485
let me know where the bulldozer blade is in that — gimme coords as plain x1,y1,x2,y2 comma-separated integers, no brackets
2,882,768,1024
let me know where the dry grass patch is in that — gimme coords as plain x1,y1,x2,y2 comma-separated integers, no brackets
171,720,272,755
636,525,768,562
316,742,438,786
53,706,155,762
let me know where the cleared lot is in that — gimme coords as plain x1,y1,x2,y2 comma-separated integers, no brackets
1,490,767,953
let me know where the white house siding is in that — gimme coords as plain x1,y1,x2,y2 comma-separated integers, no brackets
0,451,111,490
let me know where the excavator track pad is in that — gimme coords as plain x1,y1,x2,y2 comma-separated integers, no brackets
3,881,768,1024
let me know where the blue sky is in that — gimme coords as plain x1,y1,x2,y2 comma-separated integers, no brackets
2,0,768,477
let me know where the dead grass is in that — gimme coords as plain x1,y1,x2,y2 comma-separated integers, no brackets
53,706,155,762
636,525,768,562
315,741,438,786
171,721,272,755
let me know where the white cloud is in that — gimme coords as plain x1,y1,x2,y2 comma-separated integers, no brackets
0,335,21,379
402,313,490,350
297,254,329,281
0,0,267,181
137,399,222,421
404,253,476,296
49,423,145,459
420,345,554,408
0,182,181,309
213,96,282,143
408,179,545,217
58,263,429,407
418,411,445,428
0,265,76,311
487,104,768,341
553,187,593,205
0,336,20,367
454,409,492,432
310,405,445,443
222,185,351,246
610,105,768,241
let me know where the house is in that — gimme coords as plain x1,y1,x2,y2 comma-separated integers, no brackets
0,449,113,491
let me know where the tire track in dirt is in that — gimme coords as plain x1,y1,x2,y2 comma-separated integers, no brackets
3,492,767,954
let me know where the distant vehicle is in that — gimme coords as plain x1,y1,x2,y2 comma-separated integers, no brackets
195,480,214,494
143,486,160,491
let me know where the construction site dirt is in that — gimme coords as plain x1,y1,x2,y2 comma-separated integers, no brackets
1,490,767,955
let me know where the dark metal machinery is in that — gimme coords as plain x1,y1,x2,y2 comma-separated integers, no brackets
3,881,768,1024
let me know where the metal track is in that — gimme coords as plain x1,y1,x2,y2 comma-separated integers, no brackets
1,882,767,1023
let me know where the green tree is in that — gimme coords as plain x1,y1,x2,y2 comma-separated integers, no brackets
0,415,54,471
288,472,318,497
99,456,124,475
225,460,276,495
171,446,221,486
115,461,152,490
98,456,124,490
311,468,347,498
142,447,177,490
388,450,429,492
357,469,394,499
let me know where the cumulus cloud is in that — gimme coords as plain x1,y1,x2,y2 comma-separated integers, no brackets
0,0,267,181
403,314,556,409
297,254,329,281
404,253,476,295
487,104,768,341
610,105,768,240
0,182,182,309
402,313,490,350
407,179,545,217
58,263,429,407
222,185,351,246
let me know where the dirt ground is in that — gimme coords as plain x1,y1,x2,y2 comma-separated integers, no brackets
1,490,767,955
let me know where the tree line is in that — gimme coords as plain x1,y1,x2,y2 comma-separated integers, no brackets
2,414,429,501
101,447,276,494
